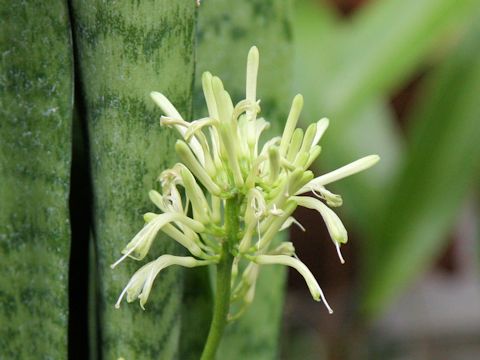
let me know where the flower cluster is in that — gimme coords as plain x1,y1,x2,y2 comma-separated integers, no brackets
112,47,379,315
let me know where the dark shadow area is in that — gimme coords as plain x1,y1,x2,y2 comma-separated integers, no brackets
68,104,92,360
67,2,99,358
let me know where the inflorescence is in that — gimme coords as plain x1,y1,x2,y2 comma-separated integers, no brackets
112,46,379,317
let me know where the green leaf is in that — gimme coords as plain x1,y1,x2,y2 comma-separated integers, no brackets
361,20,480,318
0,1,73,357
70,1,196,358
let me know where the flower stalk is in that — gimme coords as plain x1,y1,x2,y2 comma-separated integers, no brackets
200,196,240,360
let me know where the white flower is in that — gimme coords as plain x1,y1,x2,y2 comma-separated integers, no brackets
113,46,379,314
115,255,212,310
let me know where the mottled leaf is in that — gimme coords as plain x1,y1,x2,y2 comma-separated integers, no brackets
0,1,73,358
70,1,196,358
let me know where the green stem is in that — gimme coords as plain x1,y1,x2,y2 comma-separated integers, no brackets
200,197,240,360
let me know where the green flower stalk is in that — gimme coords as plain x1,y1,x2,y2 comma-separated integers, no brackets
112,46,379,358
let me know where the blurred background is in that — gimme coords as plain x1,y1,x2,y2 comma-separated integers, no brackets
282,1,480,359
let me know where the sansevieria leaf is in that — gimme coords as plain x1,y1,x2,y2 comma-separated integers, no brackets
0,0,73,358
70,1,196,358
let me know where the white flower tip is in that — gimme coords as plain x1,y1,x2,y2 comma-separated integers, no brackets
293,93,304,108
175,139,188,153
150,91,183,120
334,233,348,246
297,222,306,232
148,190,164,209
149,189,158,197
115,291,126,308
369,154,381,165
248,46,259,63
211,76,225,92
202,71,212,80
312,118,330,146
318,117,329,127
338,154,380,177
110,258,123,269
312,284,334,313
354,155,380,173
143,212,157,223
150,91,164,104
335,242,345,264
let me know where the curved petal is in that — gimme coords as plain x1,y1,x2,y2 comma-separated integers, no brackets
254,255,333,313
115,255,212,309
298,155,380,192
292,196,347,263
111,212,204,268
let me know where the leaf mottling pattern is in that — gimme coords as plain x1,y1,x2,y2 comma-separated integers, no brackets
70,1,195,358
181,1,293,359
0,1,73,358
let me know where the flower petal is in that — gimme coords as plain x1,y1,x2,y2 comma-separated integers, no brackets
111,212,204,268
150,91,183,120
115,255,212,309
292,196,347,263
175,140,222,196
312,118,329,147
254,254,333,313
279,216,306,232
246,46,259,105
151,92,206,165
298,154,380,192
293,196,347,243
279,94,303,156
